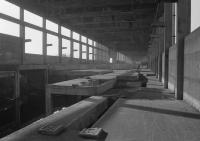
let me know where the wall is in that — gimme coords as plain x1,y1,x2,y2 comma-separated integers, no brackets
168,44,177,92
184,27,200,111
0,34,22,64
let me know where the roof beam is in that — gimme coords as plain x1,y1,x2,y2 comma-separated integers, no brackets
48,3,156,16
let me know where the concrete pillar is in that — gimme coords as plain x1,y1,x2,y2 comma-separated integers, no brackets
158,29,163,82
70,31,73,59
156,56,159,77
58,25,62,63
176,0,191,100
158,53,162,82
43,18,47,64
164,3,172,88
19,7,25,64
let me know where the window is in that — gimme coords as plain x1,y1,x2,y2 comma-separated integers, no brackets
61,26,70,37
24,10,43,27
0,18,19,37
109,58,113,63
88,39,93,45
47,34,59,56
73,42,80,58
46,20,58,33
82,45,87,59
81,36,87,43
89,47,93,60
25,27,42,54
191,0,200,32
94,41,97,47
62,39,71,57
0,0,20,19
72,32,80,40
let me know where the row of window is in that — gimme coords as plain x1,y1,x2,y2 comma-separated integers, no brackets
0,0,130,63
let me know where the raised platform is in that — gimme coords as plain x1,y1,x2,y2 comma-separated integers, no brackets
45,70,132,115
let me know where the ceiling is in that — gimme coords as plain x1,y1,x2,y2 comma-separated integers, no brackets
8,0,164,61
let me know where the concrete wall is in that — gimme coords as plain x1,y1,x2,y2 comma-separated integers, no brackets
0,34,22,64
168,44,177,92
184,27,200,111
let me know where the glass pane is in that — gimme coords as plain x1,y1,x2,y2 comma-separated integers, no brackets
94,41,97,47
25,27,42,54
88,39,93,45
46,20,58,33
109,58,113,63
0,0,20,19
24,10,43,27
191,0,200,32
73,42,80,58
47,34,59,56
72,32,80,40
89,47,93,60
61,26,70,37
81,36,87,43
82,45,87,59
0,18,19,37
62,39,71,57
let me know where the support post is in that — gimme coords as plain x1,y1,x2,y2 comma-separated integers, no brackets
58,25,62,63
70,31,73,60
19,7,25,64
176,0,191,100
43,18,47,64
164,3,173,88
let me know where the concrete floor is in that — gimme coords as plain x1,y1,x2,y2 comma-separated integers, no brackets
93,74,200,141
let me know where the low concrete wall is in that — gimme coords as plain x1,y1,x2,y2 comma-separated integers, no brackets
184,27,200,111
0,96,108,141
168,44,177,92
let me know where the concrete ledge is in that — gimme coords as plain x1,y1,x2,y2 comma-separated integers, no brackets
0,96,108,141
184,92,200,112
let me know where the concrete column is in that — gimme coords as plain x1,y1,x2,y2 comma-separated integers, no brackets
158,31,163,82
70,31,73,59
86,38,89,62
164,3,173,88
176,0,191,100
58,25,62,63
155,57,157,76
43,18,47,64
19,7,25,64
158,53,162,82
155,56,158,77
79,35,82,62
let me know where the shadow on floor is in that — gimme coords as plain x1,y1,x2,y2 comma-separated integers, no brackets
120,87,174,100
122,104,200,119
147,83,164,87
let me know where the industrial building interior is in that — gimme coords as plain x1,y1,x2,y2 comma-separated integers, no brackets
0,0,200,140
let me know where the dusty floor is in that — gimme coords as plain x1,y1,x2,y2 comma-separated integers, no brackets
93,74,200,141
